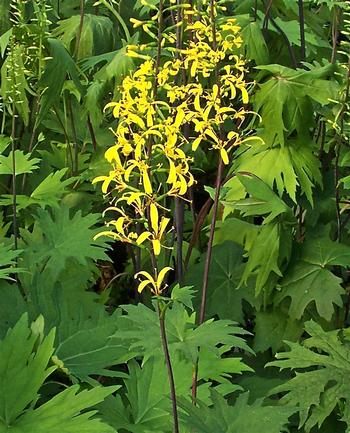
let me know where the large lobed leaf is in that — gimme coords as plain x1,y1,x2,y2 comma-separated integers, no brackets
179,390,294,433
0,314,117,432
268,320,350,431
21,206,110,280
275,232,350,320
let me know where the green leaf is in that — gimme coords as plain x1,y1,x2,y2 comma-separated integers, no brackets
99,351,251,433
240,21,269,64
170,285,195,309
268,321,350,431
228,173,290,224
185,241,256,322
0,314,118,432
0,314,56,425
37,38,84,126
13,385,117,433
241,222,282,295
118,301,252,373
253,307,303,353
54,310,132,382
254,64,338,145
179,390,294,433
30,168,75,207
21,207,109,280
0,281,26,338
275,233,350,320
54,14,115,60
0,150,40,175
0,242,22,280
231,140,321,204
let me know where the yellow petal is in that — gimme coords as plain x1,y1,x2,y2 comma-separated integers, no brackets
150,203,159,233
178,175,187,195
174,109,185,128
241,87,249,104
143,171,153,194
135,270,154,282
220,148,229,165
152,239,161,256
136,231,151,245
158,217,170,238
102,177,112,194
192,136,201,151
92,176,106,185
212,84,219,100
103,101,117,113
167,160,177,184
205,128,219,143
93,231,119,241
194,93,201,112
137,280,151,293
190,59,198,77
156,267,173,289
115,217,125,234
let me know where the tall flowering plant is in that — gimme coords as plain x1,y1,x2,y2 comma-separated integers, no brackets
94,1,253,431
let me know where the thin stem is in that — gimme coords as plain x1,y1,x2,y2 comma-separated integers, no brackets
152,0,164,98
192,0,225,402
262,0,297,68
198,160,223,324
262,0,273,31
10,106,18,252
67,95,79,175
74,0,85,59
53,106,74,175
334,54,350,242
175,197,184,281
297,0,306,63
174,0,185,282
254,0,258,21
158,304,180,433
87,115,97,151
98,0,130,41
331,6,339,64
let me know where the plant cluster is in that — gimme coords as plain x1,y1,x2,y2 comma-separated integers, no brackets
0,0,350,433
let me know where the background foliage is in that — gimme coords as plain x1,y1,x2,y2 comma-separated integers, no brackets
0,0,350,432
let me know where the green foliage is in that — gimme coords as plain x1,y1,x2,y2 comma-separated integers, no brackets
0,150,40,175
0,243,22,280
185,241,255,322
0,1,350,432
21,207,110,280
268,321,350,432
0,314,116,433
276,232,350,320
179,390,294,433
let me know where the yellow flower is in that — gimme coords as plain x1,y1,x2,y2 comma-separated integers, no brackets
140,203,171,255
135,267,173,295
167,160,194,195
125,159,153,195
92,169,126,194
